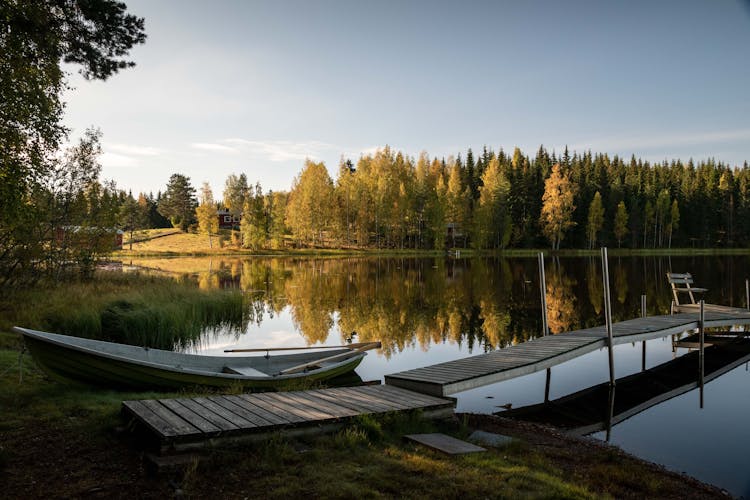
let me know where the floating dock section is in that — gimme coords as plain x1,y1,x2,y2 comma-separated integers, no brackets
385,310,750,397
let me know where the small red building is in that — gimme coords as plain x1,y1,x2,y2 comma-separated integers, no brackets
217,208,241,230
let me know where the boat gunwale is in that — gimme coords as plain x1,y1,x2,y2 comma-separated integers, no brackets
13,326,366,380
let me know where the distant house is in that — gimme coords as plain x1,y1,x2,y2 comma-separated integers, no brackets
217,208,241,230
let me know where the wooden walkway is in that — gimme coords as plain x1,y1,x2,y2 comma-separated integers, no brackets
122,385,454,452
384,309,750,397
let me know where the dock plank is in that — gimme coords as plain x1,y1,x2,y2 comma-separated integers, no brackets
207,396,275,427
286,391,361,418
176,398,240,431
308,388,394,413
122,400,178,437
160,399,221,434
232,395,295,425
140,400,202,437
250,392,326,422
333,387,405,411
262,392,340,420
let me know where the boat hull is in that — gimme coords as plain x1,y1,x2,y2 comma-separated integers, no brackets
20,331,364,391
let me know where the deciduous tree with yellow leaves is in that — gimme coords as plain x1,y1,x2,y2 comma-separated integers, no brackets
540,164,577,250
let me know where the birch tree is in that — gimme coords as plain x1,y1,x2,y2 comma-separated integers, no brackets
540,164,577,250
586,191,604,249
196,182,218,248
613,201,629,248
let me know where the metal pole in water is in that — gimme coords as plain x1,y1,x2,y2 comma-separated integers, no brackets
538,252,548,336
699,299,705,409
539,252,552,403
601,247,615,386
746,279,749,311
641,294,647,372
605,384,616,442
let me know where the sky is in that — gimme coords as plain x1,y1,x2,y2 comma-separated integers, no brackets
62,0,750,197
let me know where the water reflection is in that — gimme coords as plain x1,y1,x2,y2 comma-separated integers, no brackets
124,255,750,356
498,337,750,436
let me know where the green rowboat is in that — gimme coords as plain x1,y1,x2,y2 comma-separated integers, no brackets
13,327,368,391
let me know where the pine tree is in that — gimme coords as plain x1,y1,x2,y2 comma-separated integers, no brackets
158,174,197,231
668,199,679,248
118,195,147,250
223,173,249,216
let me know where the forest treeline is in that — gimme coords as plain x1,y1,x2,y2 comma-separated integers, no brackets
155,145,750,251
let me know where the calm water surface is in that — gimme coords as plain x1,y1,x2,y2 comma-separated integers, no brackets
127,254,750,496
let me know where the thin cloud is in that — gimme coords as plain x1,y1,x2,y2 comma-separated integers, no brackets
223,138,338,162
353,146,383,158
191,142,238,153
106,143,163,156
100,152,137,168
570,128,750,153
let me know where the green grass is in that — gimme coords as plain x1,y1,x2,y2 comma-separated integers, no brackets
117,229,750,259
1,271,244,350
0,343,588,498
0,336,725,498
190,414,596,500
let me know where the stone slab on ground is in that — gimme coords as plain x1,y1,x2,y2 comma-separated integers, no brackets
404,433,486,455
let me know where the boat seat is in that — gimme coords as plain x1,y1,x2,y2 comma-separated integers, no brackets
222,365,271,377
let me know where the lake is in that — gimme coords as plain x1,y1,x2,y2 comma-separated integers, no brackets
124,254,750,496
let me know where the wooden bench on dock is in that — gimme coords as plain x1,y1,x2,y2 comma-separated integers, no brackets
666,272,748,314
666,272,707,310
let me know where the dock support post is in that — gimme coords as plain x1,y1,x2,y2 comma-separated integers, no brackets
699,299,705,409
601,247,615,386
538,252,548,336
544,368,551,403
746,279,749,311
641,294,647,371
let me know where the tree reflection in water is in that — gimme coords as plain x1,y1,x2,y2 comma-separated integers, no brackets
126,255,749,356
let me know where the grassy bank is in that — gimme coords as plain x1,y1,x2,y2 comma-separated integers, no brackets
120,229,750,258
0,336,726,499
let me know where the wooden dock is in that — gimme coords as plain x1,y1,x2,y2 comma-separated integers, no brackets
385,310,750,397
122,385,455,452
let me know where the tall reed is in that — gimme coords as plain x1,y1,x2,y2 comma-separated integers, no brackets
9,271,245,350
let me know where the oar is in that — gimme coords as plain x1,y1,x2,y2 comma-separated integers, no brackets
224,342,377,353
278,341,381,375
